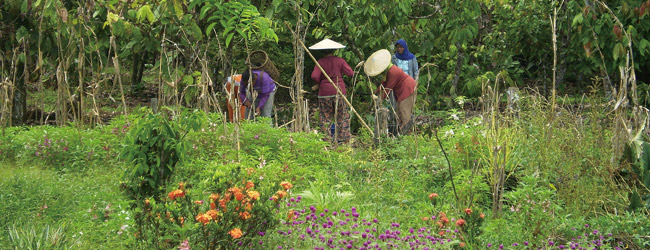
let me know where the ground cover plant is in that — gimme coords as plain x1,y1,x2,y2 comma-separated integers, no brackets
2,94,650,249
2,0,650,249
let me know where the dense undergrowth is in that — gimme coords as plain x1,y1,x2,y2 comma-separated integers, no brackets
1,94,649,250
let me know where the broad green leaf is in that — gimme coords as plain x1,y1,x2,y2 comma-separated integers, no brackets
225,32,235,47
640,39,650,56
136,5,154,24
571,13,583,27
190,23,203,41
173,0,184,19
200,5,212,19
20,1,28,13
613,43,624,61
205,23,217,35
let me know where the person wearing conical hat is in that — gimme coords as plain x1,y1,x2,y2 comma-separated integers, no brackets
365,49,417,134
310,38,354,143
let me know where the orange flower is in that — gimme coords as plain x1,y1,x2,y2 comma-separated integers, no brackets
460,242,466,248
206,209,219,220
239,211,251,220
245,181,255,189
455,218,466,227
195,213,211,225
439,216,449,227
179,216,185,225
280,181,293,190
246,168,255,175
245,202,252,211
229,228,243,239
422,217,429,221
428,193,439,200
480,213,485,218
234,191,244,201
271,195,279,201
276,190,287,199
178,182,185,190
168,189,185,200
144,199,150,207
210,202,216,209
439,230,445,236
464,208,472,215
194,200,204,205
247,191,260,201
228,187,242,194
219,199,227,210
209,193,219,202
287,210,295,221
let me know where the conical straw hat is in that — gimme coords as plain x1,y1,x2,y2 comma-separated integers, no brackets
309,38,346,50
364,49,391,77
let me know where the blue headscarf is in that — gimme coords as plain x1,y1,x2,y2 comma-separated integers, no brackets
394,39,415,60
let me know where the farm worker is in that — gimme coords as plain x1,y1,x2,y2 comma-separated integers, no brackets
225,74,246,122
310,38,354,143
392,39,419,80
364,49,417,134
240,68,277,119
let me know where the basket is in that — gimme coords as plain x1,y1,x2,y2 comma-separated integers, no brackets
246,50,280,81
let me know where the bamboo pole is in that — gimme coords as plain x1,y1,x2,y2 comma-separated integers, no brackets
110,36,129,121
284,22,374,137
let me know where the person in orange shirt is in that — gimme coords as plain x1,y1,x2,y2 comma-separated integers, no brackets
364,49,417,134
224,74,246,122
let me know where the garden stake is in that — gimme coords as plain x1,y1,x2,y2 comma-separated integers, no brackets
434,127,459,208
285,21,375,138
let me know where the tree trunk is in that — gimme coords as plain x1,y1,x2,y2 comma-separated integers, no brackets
450,42,463,105
12,40,28,126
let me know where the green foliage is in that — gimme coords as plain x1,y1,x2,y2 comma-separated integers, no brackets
120,108,205,201
297,181,355,212
621,139,650,211
196,0,278,47
0,161,128,249
7,224,68,250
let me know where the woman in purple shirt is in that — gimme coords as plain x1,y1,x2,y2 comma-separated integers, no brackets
240,68,276,119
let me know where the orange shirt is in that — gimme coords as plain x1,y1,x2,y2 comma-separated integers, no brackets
378,65,416,102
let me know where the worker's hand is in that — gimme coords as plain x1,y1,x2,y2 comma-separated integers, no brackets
255,107,261,116
311,85,319,91
243,100,251,108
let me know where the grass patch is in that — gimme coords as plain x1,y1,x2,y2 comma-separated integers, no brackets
0,161,131,249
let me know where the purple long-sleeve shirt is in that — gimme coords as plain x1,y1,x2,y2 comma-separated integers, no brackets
240,70,276,109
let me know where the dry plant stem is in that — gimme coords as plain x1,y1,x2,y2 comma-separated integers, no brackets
434,128,460,208
37,8,45,125
158,29,166,108
285,22,374,138
593,0,647,164
548,1,564,139
110,36,129,121
289,1,309,132
54,28,68,126
77,37,86,127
